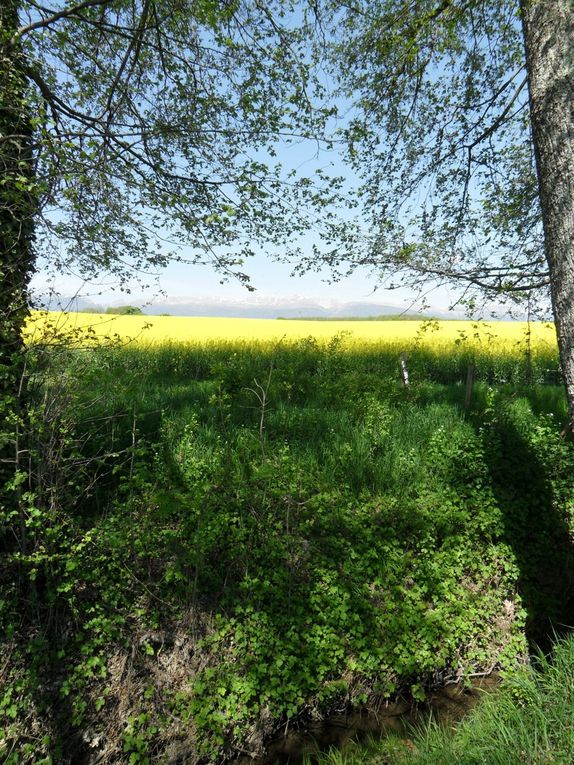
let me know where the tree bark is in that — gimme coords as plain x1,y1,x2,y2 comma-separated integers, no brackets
521,0,574,428
0,0,36,498
0,0,36,352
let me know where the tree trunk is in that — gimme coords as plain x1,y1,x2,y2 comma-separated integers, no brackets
0,0,36,512
521,0,574,429
0,0,35,350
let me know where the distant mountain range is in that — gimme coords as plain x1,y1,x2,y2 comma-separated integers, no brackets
35,294,459,320
144,299,432,319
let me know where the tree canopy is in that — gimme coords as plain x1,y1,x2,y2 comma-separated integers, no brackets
2,0,335,296
304,0,548,314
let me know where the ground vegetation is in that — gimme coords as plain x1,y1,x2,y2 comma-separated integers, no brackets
1,331,573,762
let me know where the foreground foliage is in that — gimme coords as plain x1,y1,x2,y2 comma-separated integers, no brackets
1,336,573,762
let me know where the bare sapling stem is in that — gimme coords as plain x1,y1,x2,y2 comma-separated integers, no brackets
245,363,273,454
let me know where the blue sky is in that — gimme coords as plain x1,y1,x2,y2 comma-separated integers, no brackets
31,143,462,312
26,3,537,319
32,248,450,309
29,87,460,313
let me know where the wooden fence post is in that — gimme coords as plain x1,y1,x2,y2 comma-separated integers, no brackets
464,364,475,410
400,353,409,386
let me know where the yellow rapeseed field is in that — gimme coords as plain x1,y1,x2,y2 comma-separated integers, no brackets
25,310,557,353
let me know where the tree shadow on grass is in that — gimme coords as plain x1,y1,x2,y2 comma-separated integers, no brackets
480,405,574,651
419,381,574,649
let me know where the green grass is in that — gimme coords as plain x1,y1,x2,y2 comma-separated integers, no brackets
1,338,573,763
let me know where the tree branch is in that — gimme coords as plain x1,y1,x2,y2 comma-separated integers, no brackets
14,0,113,42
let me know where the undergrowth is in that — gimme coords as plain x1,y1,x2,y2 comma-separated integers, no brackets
1,336,573,762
